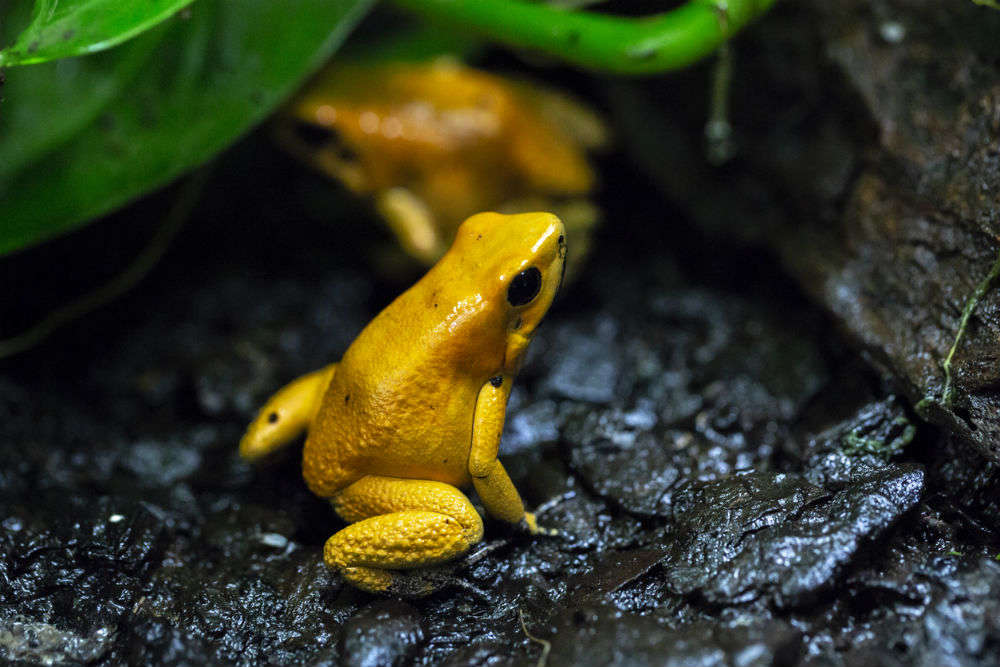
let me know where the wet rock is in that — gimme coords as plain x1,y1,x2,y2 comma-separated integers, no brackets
125,505,350,666
0,620,115,665
561,292,827,516
90,269,371,427
890,558,1000,667
340,601,425,667
125,618,214,667
437,642,520,667
794,396,916,488
500,397,561,455
781,173,1000,457
663,466,925,608
0,498,172,634
0,109,994,666
612,0,1000,455
924,432,1000,535
125,438,202,486
565,414,680,516
539,317,622,404
662,472,824,598
833,542,1000,667
134,548,348,664
548,605,803,667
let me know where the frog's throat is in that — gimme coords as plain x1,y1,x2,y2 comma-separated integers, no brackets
504,332,532,372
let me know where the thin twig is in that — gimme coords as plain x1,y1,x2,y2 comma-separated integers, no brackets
519,608,551,667
0,166,213,359
705,40,734,164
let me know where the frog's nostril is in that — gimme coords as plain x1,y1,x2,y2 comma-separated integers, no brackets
268,412,279,423
558,235,565,245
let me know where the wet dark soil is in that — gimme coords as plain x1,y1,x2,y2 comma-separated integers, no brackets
2,153,998,665
2,0,1000,663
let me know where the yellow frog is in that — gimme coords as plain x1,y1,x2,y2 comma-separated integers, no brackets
239,211,565,594
275,58,604,278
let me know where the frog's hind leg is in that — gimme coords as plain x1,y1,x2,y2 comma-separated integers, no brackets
326,476,484,595
239,363,337,462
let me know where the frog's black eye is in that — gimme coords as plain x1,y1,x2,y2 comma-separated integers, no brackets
507,267,542,307
291,120,337,148
291,120,360,163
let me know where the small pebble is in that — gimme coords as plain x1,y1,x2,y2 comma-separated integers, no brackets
259,532,289,549
879,21,906,44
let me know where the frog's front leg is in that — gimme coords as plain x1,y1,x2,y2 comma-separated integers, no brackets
239,363,337,462
468,376,548,532
325,476,484,594
375,188,444,265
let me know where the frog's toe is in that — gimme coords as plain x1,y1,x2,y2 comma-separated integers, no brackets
340,566,394,594
521,512,561,537
387,568,464,598
339,565,462,598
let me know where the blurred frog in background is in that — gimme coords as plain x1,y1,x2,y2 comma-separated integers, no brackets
275,58,606,279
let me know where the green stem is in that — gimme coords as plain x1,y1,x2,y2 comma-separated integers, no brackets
705,42,733,164
942,247,1000,405
389,0,779,74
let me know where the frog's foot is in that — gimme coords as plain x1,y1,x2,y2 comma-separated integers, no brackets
326,476,484,595
521,512,560,537
518,494,571,538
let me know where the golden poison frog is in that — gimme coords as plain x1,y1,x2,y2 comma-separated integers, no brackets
240,211,565,594
275,59,604,279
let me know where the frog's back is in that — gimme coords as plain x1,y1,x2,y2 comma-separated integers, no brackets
301,272,498,498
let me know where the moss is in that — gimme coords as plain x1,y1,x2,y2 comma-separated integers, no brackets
841,416,915,461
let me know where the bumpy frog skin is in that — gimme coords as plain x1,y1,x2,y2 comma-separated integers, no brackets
274,58,603,278
240,212,565,594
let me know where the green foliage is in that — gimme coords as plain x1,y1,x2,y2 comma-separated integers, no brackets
941,250,1000,405
390,0,778,74
0,0,777,255
0,0,373,255
339,19,486,63
841,417,915,461
0,0,196,66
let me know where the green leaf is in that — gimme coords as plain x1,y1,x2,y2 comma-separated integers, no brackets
0,0,196,67
341,19,486,63
0,0,374,256
0,31,165,185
